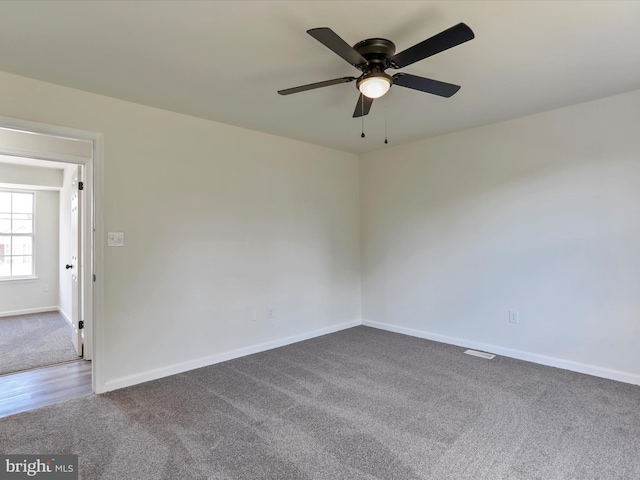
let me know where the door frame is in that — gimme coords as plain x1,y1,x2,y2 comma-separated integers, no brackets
0,115,104,394
70,165,83,357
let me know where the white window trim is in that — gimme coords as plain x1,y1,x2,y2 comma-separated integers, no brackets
0,188,36,279
0,276,38,284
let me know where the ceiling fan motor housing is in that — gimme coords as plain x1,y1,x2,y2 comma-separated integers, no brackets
352,38,396,69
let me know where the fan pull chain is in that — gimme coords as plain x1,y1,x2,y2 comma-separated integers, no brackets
361,95,365,138
384,109,388,144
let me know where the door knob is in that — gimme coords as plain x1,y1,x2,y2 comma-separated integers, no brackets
66,264,73,269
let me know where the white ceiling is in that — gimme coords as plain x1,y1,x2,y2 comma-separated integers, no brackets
1,1,639,154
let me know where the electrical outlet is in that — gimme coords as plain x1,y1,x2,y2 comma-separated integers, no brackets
509,310,519,324
251,308,260,321
107,232,125,247
43,284,49,292
267,307,275,319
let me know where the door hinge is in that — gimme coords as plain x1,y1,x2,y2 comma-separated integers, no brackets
93,274,96,282
79,321,84,329
78,181,84,191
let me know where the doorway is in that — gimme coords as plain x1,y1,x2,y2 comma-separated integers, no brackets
0,116,103,394
0,160,81,374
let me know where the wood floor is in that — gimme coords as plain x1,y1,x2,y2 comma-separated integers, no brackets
0,360,92,419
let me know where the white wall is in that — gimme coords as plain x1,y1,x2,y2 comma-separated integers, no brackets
0,70,361,391
0,182,60,315
0,161,62,189
361,89,640,383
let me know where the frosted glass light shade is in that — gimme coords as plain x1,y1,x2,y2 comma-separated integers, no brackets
358,76,392,99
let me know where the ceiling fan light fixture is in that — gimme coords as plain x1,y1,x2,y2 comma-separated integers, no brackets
358,74,392,99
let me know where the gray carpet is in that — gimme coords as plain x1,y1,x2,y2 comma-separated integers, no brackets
1,326,639,479
0,311,79,375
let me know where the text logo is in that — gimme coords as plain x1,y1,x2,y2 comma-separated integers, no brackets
0,455,77,479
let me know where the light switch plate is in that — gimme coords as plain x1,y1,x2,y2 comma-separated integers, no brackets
108,231,124,247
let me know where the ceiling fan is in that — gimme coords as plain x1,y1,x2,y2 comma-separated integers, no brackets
278,23,475,118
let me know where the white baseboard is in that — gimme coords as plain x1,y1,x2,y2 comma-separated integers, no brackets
58,307,72,326
362,319,640,386
102,320,361,392
0,306,59,318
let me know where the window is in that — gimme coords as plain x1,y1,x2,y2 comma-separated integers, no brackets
0,190,35,278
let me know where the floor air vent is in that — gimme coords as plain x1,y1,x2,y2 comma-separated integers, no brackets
464,349,495,359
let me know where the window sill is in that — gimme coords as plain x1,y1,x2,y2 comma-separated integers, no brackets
0,276,39,284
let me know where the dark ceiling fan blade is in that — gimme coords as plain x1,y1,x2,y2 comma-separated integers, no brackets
390,23,474,68
278,76,356,95
307,28,368,67
353,93,374,118
393,73,461,97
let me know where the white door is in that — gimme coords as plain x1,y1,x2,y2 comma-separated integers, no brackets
70,166,83,356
